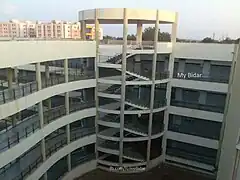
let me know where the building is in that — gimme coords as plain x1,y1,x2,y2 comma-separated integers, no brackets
86,25,103,40
0,20,103,40
0,8,237,180
216,43,240,180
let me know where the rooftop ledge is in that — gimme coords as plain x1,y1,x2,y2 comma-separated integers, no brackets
78,8,178,24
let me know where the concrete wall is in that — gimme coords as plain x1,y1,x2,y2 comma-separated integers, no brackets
169,106,223,122
79,8,176,23
175,43,234,61
99,43,234,63
167,131,219,149
172,79,228,93
217,45,240,180
0,41,96,68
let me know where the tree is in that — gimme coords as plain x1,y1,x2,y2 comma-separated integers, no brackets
220,37,235,44
127,34,136,40
201,37,216,43
103,35,113,40
142,27,171,42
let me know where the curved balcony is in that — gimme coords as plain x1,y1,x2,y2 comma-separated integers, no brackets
0,77,96,121
0,71,94,105
0,107,96,169
0,101,95,153
10,128,96,180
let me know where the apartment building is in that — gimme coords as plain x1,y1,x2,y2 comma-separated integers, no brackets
0,20,103,40
0,8,238,180
0,20,36,38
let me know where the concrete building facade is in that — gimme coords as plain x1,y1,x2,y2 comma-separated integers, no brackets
0,20,103,40
0,8,237,180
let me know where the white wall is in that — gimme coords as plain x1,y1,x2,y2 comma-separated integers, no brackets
0,41,96,68
169,106,223,122
175,43,234,61
217,45,240,180
0,107,96,169
167,131,219,149
171,79,228,93
79,8,176,23
100,43,234,63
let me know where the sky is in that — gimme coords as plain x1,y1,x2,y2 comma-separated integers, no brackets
0,0,239,40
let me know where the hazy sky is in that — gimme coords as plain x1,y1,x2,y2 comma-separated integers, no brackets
0,0,239,40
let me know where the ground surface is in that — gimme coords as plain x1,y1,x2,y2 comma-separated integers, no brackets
78,164,215,180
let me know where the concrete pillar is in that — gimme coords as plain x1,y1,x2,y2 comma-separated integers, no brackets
136,22,143,46
7,68,13,89
178,59,186,73
162,13,178,161
36,62,47,180
119,8,128,166
45,63,51,109
14,67,21,121
216,43,239,176
147,10,159,167
14,67,18,84
64,58,71,171
202,60,211,77
134,54,141,74
95,8,100,160
199,91,207,104
81,21,86,40
7,68,18,125
175,88,182,101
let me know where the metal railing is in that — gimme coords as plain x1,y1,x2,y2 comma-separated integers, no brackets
167,148,216,165
11,127,95,180
0,101,95,152
171,99,224,113
71,153,95,168
168,123,220,140
0,71,94,105
11,156,43,180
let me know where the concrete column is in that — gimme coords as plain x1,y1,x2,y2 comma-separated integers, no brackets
36,63,42,91
136,22,143,46
7,68,18,125
81,21,86,40
232,150,240,180
94,8,100,160
176,88,182,101
162,13,178,161
134,54,141,74
119,8,128,166
202,60,211,77
216,43,239,175
199,91,207,104
45,63,51,109
36,62,47,180
7,68,13,89
14,67,18,84
178,59,186,73
147,10,159,167
64,58,71,171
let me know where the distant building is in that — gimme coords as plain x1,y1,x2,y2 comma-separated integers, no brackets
0,19,103,40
